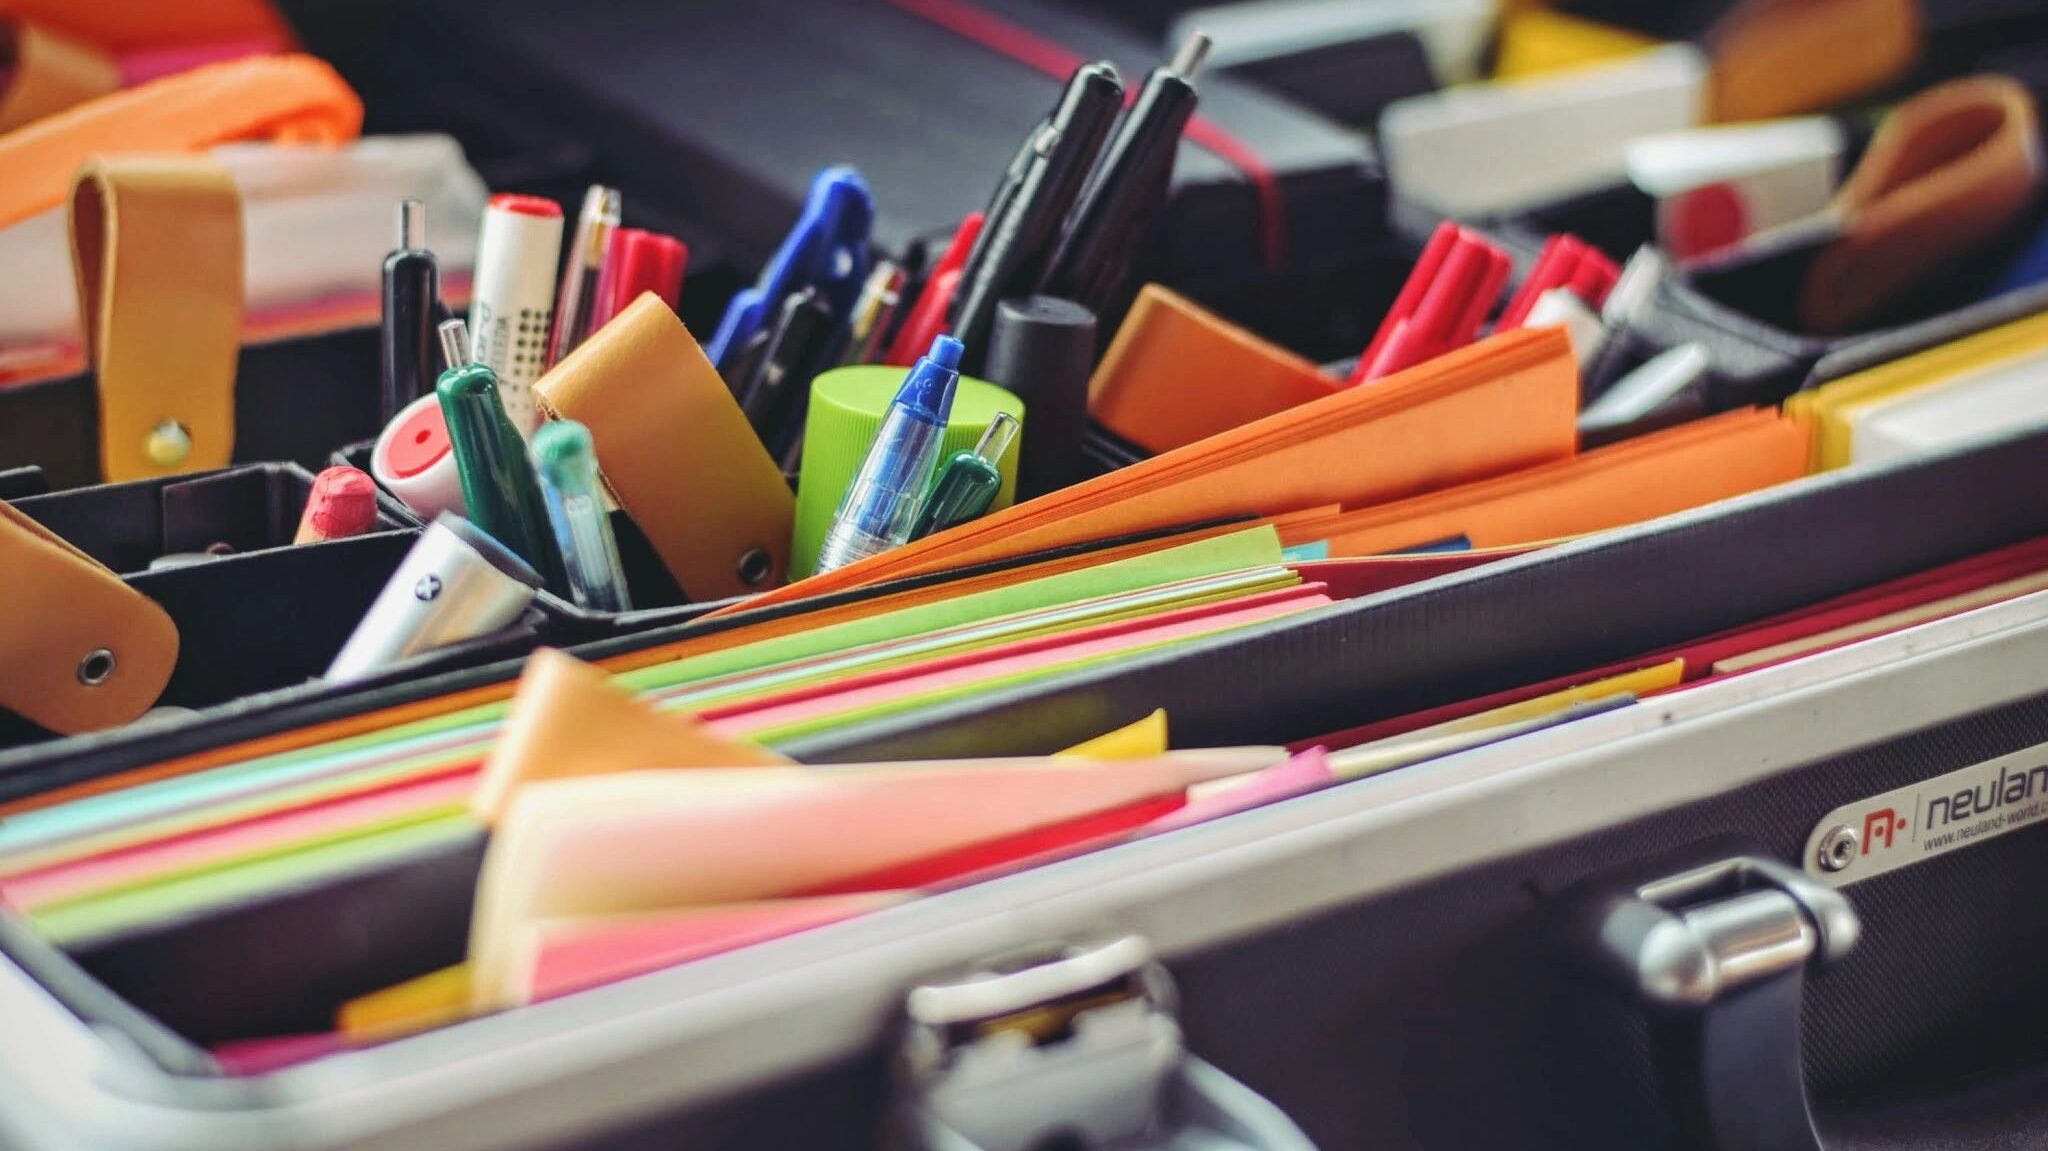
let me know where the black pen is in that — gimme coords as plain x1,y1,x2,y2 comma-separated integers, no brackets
949,61,1124,370
379,199,442,423
1042,32,1211,320
735,287,837,454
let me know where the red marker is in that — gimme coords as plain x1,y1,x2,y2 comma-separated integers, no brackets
590,228,688,331
1497,234,1619,330
884,212,985,367
1354,222,1511,384
294,466,381,545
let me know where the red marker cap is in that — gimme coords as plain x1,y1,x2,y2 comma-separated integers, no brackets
592,228,689,329
488,193,564,218
294,466,381,544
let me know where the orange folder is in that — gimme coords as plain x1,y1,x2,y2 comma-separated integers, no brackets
0,53,361,230
1089,284,1344,454
1284,408,1813,558
724,326,1581,616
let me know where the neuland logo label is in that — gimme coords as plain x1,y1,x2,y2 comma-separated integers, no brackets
1805,744,2048,887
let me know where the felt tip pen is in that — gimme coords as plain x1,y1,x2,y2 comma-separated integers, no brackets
531,419,633,613
434,319,566,592
294,465,381,544
735,286,836,456
815,335,965,573
547,184,622,368
949,62,1124,368
1041,32,1210,318
467,193,564,435
909,411,1019,540
591,227,688,329
379,199,442,423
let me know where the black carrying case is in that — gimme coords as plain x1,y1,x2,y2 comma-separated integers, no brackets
0,420,2041,1077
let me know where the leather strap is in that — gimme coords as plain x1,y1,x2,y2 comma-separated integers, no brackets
70,155,243,482
1803,75,2044,335
536,293,796,600
0,501,177,734
0,21,118,132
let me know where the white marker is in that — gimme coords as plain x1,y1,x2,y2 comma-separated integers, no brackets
468,193,563,436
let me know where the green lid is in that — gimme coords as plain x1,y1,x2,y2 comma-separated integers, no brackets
792,366,1025,577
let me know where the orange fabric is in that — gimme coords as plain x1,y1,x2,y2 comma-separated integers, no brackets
1706,0,1918,124
1088,285,1343,454
0,53,359,230
1284,408,1812,557
0,0,294,53
0,21,120,131
719,326,1583,618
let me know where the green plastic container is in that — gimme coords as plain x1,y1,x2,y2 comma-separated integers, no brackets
791,366,1025,578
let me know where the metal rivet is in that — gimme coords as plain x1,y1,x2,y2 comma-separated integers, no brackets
1817,825,1859,873
145,420,192,467
77,649,116,686
736,548,774,587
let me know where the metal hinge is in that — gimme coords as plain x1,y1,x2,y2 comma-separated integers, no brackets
1557,851,1863,1151
893,936,1318,1151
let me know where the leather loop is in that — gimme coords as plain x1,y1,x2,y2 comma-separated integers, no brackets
536,293,796,600
0,502,177,735
69,155,243,482
1802,76,2044,335
0,21,119,132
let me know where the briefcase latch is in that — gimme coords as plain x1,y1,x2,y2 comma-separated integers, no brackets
893,935,1317,1151
1557,852,1863,1151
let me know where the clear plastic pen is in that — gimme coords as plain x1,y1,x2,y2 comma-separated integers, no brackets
531,419,633,612
548,185,622,367
815,335,964,574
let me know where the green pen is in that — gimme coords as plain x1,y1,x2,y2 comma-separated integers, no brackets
435,319,566,593
908,412,1021,540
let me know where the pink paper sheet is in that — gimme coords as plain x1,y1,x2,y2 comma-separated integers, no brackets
522,893,906,1004
0,771,475,911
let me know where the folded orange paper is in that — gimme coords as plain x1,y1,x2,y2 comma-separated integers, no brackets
1282,408,1813,557
724,326,1581,616
0,53,360,230
1089,284,1343,454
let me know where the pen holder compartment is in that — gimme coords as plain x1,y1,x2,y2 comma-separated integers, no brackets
531,510,746,643
0,326,386,493
7,462,411,576
1585,265,2048,414
0,530,550,754
330,444,745,643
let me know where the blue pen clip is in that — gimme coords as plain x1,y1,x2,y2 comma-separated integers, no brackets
707,166,876,370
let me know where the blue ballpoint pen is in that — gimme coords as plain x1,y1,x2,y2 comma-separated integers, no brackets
814,335,965,574
705,166,875,370
531,419,633,613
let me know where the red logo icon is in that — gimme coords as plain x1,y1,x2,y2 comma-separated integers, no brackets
1863,808,1907,853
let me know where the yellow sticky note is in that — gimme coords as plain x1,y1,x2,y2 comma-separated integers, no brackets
1058,710,1169,760
1494,9,1660,80
338,963,475,1043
